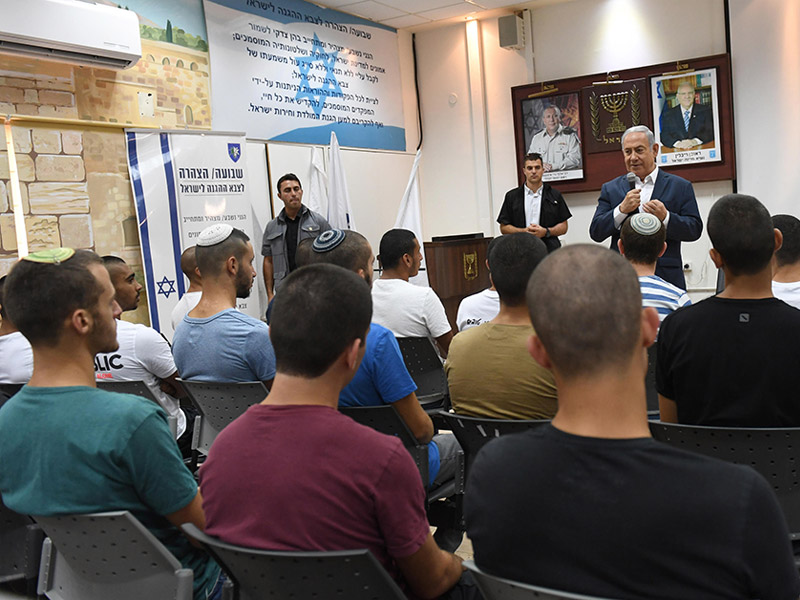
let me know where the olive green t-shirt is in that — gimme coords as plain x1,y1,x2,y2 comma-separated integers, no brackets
445,323,557,419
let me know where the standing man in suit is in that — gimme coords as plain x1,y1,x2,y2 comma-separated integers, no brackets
497,153,572,253
589,125,702,289
659,82,714,150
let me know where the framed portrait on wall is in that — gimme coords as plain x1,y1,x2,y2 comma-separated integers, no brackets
651,68,721,167
520,92,583,182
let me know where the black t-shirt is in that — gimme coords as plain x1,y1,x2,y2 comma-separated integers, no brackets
465,425,799,600
657,296,800,426
285,215,300,272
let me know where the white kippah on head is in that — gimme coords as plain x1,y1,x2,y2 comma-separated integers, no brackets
197,224,234,247
629,213,662,236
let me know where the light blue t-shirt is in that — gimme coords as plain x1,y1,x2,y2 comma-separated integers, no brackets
173,308,276,383
339,323,440,484
0,386,220,599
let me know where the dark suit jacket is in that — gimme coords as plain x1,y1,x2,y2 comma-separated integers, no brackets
497,184,572,253
659,103,714,148
589,171,703,289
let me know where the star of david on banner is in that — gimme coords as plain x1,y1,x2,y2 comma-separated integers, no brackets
294,33,343,117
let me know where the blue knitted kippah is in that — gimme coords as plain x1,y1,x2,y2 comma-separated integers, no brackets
629,213,662,236
313,229,346,252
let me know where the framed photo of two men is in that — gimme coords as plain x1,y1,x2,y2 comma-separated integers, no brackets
651,68,721,167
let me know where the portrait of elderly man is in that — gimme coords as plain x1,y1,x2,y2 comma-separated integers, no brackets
659,81,715,150
526,104,582,173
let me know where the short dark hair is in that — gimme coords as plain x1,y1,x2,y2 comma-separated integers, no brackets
4,250,104,346
101,255,126,268
180,246,201,283
524,153,543,165
489,233,547,306
708,194,775,276
295,238,315,269
620,217,666,265
276,173,301,192
195,228,250,278
0,276,7,320
773,214,800,268
304,231,372,274
271,264,371,378
378,229,417,270
527,245,641,379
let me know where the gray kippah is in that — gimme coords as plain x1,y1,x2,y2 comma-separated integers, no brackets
629,213,662,236
313,229,346,253
197,224,234,247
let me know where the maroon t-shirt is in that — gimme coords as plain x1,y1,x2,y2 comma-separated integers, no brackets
200,404,429,584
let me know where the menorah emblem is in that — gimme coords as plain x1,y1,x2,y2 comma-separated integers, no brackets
600,91,629,133
463,252,478,281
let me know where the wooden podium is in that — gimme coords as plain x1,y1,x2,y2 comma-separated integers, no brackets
423,234,492,331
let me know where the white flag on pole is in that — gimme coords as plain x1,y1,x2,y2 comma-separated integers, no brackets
327,132,356,230
395,149,429,286
306,146,327,215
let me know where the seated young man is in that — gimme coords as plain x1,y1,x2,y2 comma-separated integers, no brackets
0,248,222,600
371,229,454,357
0,275,33,385
771,213,800,309
658,194,800,425
300,230,464,551
445,233,557,420
199,264,479,600
466,244,799,599
619,212,691,329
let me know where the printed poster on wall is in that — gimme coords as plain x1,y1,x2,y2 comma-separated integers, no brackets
126,130,262,339
203,0,405,151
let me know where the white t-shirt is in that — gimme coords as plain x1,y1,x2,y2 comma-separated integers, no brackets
171,291,202,330
371,278,452,340
94,319,186,438
772,281,800,310
0,331,33,384
456,288,500,332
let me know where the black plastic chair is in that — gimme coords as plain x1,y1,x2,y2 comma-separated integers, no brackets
182,523,406,600
649,422,800,539
0,498,43,591
34,511,193,600
645,343,658,415
179,380,267,461
96,379,179,438
395,337,449,411
465,560,618,599
438,411,549,476
339,404,464,501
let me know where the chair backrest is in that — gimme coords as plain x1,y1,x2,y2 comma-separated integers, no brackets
96,380,178,437
340,405,429,487
649,422,800,537
0,383,23,403
395,337,448,407
464,561,618,600
180,380,267,453
181,523,406,600
34,511,192,600
438,412,549,474
0,498,43,584
95,379,158,403
644,343,658,413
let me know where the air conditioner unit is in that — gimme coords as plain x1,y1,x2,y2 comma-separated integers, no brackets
0,0,142,70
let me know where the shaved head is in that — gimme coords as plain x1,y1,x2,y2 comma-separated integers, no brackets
527,245,642,379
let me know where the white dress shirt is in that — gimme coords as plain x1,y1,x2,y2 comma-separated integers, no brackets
524,184,543,227
613,167,671,229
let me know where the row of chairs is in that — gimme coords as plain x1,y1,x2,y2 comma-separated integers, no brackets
27,508,601,600
7,417,800,599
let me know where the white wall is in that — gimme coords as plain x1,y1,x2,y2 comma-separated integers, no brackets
414,0,729,294
729,0,800,213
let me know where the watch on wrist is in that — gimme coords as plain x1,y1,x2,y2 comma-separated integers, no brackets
545,227,551,238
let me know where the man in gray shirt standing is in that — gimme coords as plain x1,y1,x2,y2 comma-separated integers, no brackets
261,173,331,300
